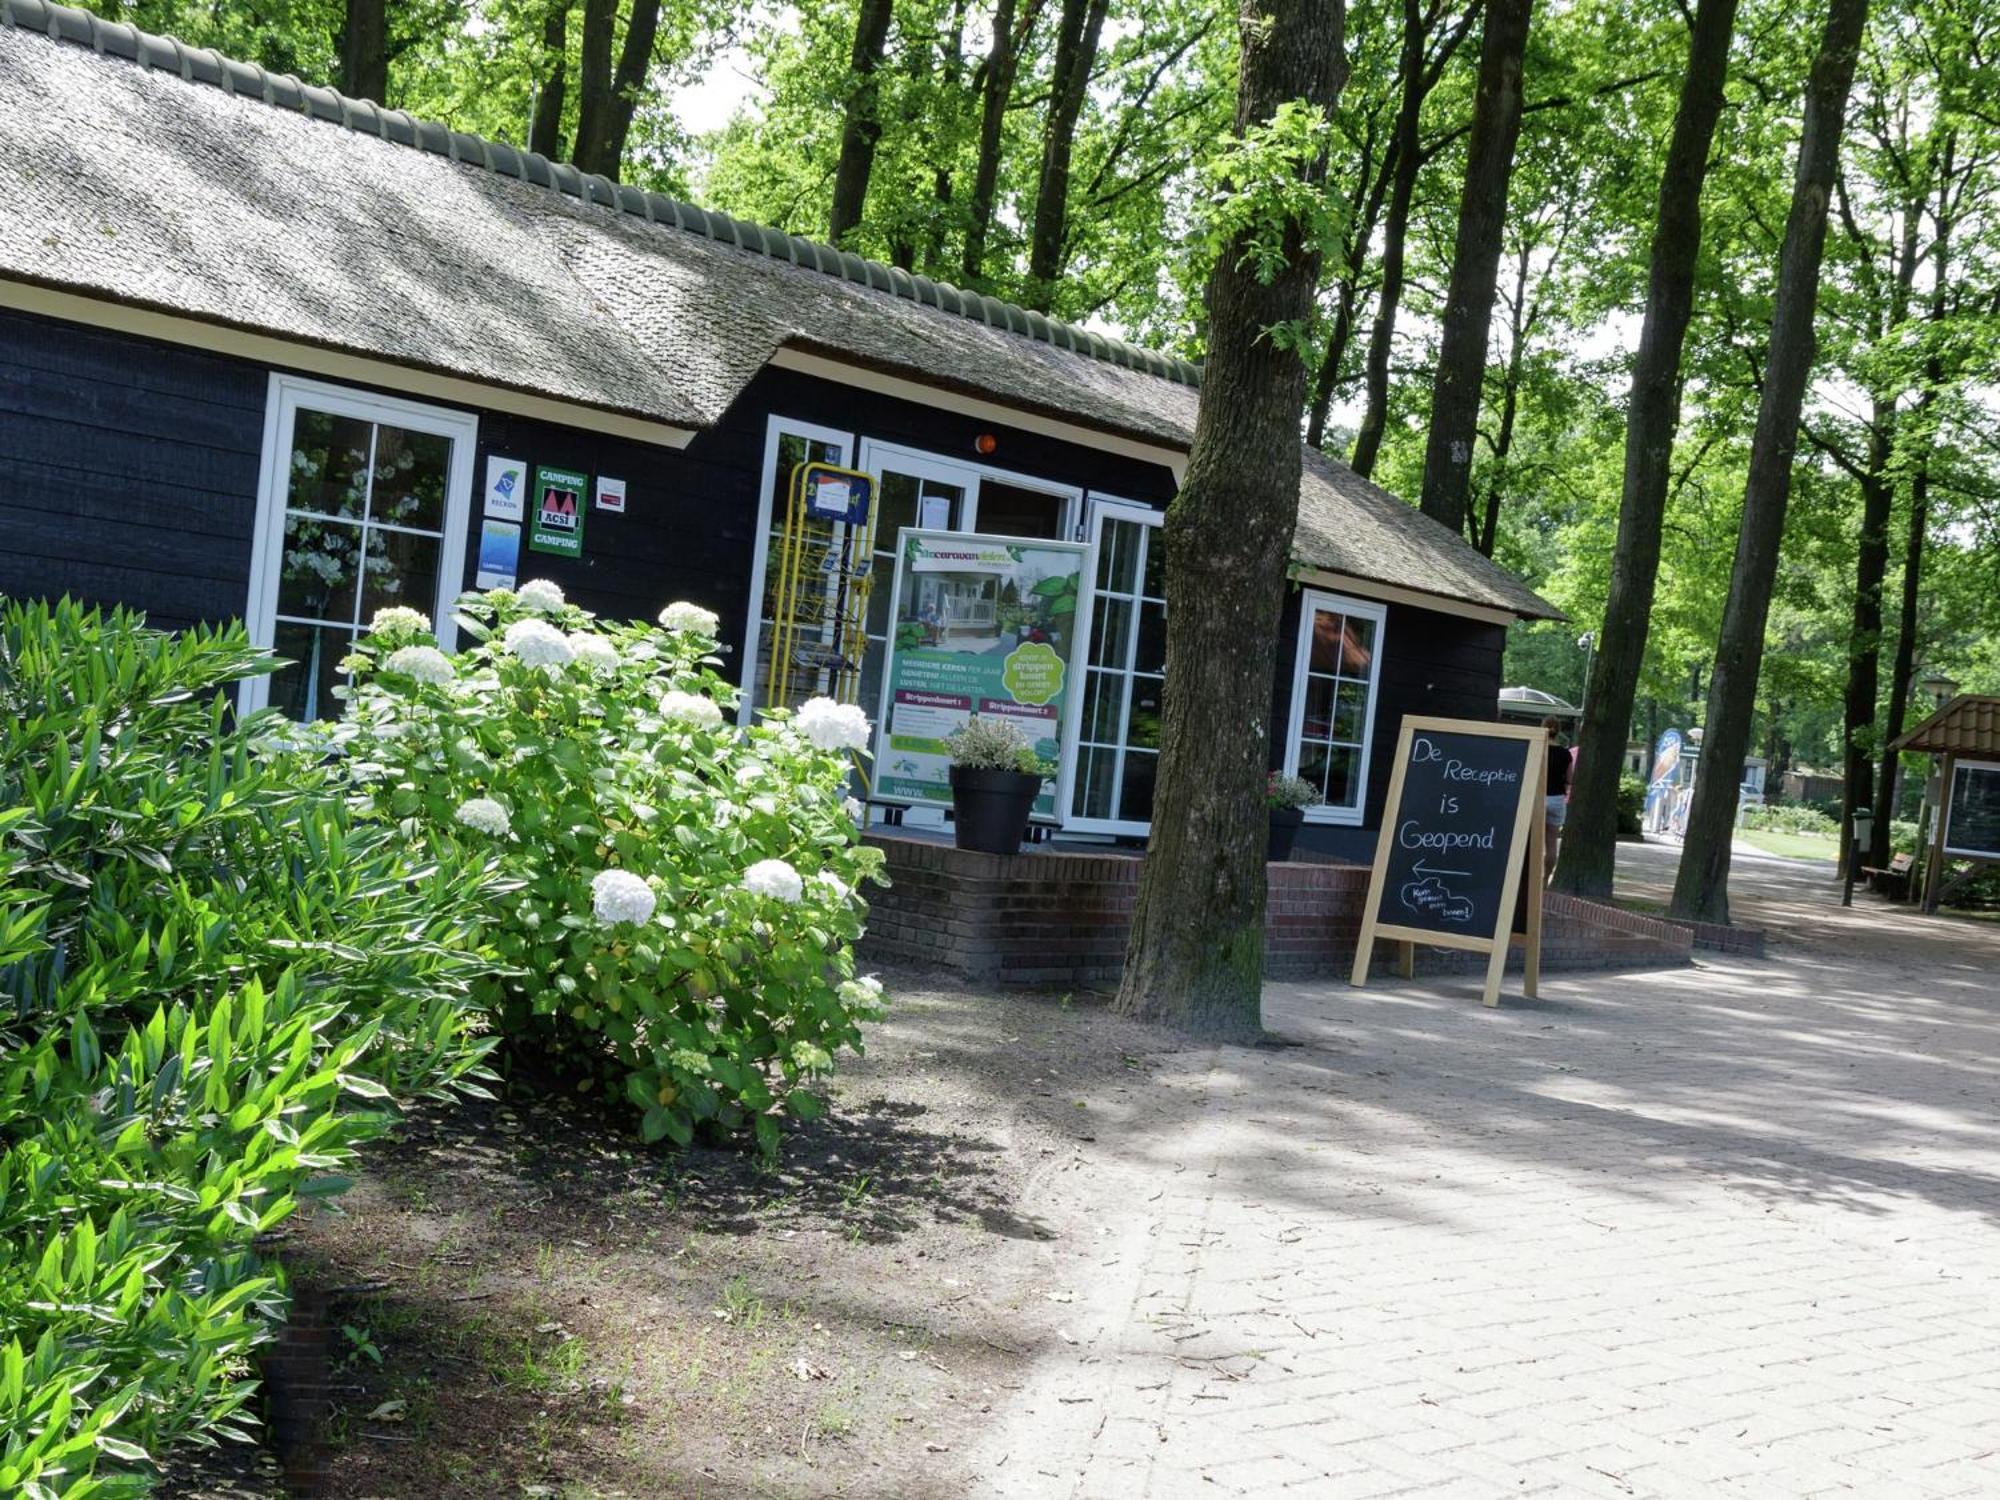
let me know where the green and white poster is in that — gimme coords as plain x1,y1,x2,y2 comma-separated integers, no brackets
874,530,1087,818
528,465,588,557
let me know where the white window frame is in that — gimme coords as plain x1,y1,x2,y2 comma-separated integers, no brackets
243,373,478,714
857,439,1085,539
737,414,856,725
1282,588,1389,827
1063,495,1164,836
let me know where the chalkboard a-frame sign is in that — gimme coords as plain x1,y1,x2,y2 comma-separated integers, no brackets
1350,716,1547,1008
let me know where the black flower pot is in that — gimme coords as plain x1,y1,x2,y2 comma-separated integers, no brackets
949,765,1044,855
1267,805,1306,863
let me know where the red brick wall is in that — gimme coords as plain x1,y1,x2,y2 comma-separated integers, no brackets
858,835,1700,988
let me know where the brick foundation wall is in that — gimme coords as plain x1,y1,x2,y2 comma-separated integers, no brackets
859,835,1701,988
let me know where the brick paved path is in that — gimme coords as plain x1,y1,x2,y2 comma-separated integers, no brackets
972,849,2000,1497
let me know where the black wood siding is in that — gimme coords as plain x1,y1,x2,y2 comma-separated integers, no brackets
0,308,266,631
463,365,1183,679
1271,586,1508,861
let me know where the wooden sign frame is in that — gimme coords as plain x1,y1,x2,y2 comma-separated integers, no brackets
1350,715,1548,1008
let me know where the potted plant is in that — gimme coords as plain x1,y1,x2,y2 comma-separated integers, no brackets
946,717,1051,855
1266,772,1320,862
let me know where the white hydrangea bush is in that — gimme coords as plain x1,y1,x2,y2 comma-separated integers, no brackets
337,584,887,1155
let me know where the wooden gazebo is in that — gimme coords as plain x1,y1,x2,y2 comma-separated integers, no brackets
1890,695,2000,912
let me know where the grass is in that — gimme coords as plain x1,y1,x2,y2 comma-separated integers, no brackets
1737,828,1840,862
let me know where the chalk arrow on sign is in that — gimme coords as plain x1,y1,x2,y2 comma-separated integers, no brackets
1412,859,1470,879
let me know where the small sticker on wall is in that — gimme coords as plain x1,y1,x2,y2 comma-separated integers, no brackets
528,466,588,557
484,456,527,522
476,519,521,589
595,475,627,513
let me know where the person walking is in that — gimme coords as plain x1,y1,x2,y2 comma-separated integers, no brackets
1543,716,1573,882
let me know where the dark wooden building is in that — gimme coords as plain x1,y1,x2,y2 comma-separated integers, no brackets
0,0,1559,860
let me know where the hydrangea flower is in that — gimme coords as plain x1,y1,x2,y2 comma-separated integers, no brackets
382,644,454,685
659,690,724,727
454,797,511,836
658,600,720,637
742,858,804,903
795,698,871,753
591,868,657,926
569,633,620,673
516,579,567,614
815,871,853,903
502,617,574,669
842,795,866,823
368,605,432,638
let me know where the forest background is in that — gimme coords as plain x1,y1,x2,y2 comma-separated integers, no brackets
87,0,2000,843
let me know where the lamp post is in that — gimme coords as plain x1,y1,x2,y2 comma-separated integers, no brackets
1576,631,1595,723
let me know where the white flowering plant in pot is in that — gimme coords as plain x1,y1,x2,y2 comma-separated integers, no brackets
335,584,886,1156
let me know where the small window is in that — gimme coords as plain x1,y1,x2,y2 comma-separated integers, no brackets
246,376,477,718
1283,590,1387,824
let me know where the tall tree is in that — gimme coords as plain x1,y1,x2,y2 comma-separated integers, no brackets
962,0,1040,283
529,0,572,161
828,0,899,241
572,0,665,178
1555,0,1738,899
1116,0,1347,1038
1415,0,1532,535
1670,0,1871,925
1024,0,1113,308
1348,0,1477,478
339,0,388,102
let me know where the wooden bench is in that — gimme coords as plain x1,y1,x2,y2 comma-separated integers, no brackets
1861,852,1914,900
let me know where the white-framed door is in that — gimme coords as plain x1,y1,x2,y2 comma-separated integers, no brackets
244,373,478,718
1063,496,1165,835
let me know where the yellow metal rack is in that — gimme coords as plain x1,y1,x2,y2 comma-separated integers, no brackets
767,461,878,711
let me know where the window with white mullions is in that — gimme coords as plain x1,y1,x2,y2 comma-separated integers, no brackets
246,376,477,720
1067,499,1164,834
1283,590,1387,824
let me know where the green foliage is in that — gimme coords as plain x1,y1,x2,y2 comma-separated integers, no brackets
1739,802,1839,836
1265,772,1321,811
1616,773,1644,837
0,598,496,1496
944,715,1049,775
335,587,887,1158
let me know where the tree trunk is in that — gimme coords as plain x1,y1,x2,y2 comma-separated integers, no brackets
1470,239,1532,556
962,0,1037,284
828,0,899,243
1415,0,1532,535
1306,113,1397,450
573,0,616,173
571,0,663,179
1116,0,1347,1038
1554,0,1738,900
529,1,571,162
1669,0,1870,925
1348,0,1433,478
338,0,388,103
1024,0,1112,309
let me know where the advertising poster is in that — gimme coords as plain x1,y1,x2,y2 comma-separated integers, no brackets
873,530,1086,819
595,475,627,513
528,465,588,557
476,518,521,589
484,455,526,521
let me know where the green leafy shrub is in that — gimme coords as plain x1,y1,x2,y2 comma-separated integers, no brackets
1616,773,1645,836
0,599,497,1496
1739,802,1839,836
336,583,887,1157
945,715,1051,776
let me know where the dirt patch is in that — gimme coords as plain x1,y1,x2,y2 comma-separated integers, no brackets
161,976,1179,1499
